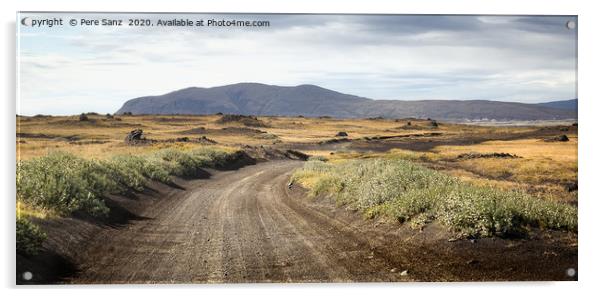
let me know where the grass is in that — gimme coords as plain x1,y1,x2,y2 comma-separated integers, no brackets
16,217,46,256
16,146,241,217
292,158,577,238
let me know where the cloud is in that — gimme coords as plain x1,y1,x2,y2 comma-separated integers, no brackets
17,13,577,115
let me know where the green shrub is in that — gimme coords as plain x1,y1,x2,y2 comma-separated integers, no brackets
139,157,172,183
153,147,237,177
16,218,46,256
154,149,206,177
191,147,236,168
102,158,147,193
293,159,577,238
16,152,111,216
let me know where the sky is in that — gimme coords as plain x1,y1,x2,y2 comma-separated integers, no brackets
17,13,577,115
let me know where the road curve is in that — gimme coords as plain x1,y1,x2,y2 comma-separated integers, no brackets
71,161,408,283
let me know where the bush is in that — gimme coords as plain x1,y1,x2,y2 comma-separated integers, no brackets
17,152,111,216
190,147,233,168
292,159,577,238
16,218,46,256
102,157,148,193
154,149,206,177
110,155,171,184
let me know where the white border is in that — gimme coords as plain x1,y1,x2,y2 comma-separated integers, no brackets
3,0,601,296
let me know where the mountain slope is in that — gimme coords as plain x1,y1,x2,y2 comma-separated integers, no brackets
536,99,577,111
116,83,577,121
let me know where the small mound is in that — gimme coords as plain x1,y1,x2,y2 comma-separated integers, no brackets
180,127,206,134
216,114,268,127
221,127,264,134
242,146,309,161
319,138,351,145
457,152,520,160
199,136,218,144
544,135,569,142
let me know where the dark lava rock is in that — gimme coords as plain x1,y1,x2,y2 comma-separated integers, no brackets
545,135,569,142
124,129,150,145
565,181,578,192
457,152,520,160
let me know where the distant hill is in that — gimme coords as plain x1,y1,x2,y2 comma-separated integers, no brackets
116,83,577,121
536,99,577,111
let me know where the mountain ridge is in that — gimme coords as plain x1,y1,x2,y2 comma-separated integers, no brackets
116,83,577,121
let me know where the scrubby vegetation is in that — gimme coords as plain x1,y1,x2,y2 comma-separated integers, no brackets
16,217,46,256
16,147,240,217
291,159,577,238
16,152,114,216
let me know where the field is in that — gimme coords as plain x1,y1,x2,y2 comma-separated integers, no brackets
16,113,578,283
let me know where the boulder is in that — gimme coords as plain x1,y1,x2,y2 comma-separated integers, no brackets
565,181,578,192
124,129,145,145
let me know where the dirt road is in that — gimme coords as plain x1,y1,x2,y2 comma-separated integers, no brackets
68,160,577,283
71,161,409,283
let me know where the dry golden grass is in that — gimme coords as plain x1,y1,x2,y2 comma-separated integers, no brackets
369,137,578,203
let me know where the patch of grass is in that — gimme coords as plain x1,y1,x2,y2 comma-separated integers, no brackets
292,159,577,238
16,217,47,256
308,155,328,162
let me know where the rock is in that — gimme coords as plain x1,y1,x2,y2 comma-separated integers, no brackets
199,136,217,144
457,152,519,160
124,129,146,145
399,270,409,276
565,181,578,192
390,268,398,273
544,135,569,142
335,131,348,137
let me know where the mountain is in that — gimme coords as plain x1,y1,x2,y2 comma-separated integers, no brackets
536,99,578,111
116,83,577,121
